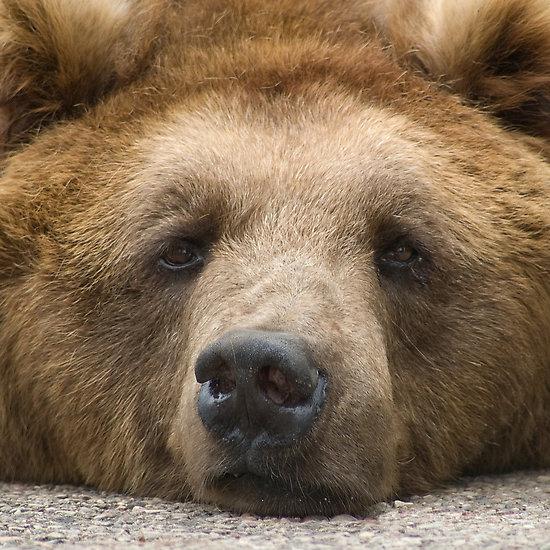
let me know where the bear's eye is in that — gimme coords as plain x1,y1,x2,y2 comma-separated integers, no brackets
159,241,204,272
376,239,426,282
384,243,417,265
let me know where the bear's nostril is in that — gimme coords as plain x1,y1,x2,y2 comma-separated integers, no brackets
210,375,236,398
205,360,236,399
258,365,298,407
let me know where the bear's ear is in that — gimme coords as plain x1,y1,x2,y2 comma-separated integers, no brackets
375,0,550,139
0,0,161,149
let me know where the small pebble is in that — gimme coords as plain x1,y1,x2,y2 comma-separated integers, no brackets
301,515,327,522
331,514,357,523
394,500,414,508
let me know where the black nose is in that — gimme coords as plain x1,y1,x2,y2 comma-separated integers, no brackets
195,329,326,448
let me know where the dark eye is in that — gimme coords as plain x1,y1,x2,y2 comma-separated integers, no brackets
159,241,203,272
377,239,427,283
383,243,418,265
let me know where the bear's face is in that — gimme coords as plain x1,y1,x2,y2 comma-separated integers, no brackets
1,0,549,516
113,94,550,515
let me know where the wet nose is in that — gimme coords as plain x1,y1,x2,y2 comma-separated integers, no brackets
195,329,326,448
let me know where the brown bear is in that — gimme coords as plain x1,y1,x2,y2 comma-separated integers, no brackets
0,0,549,516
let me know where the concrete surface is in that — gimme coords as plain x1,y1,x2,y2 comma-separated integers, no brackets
0,470,549,549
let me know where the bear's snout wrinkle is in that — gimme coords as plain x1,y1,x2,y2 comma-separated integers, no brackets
195,330,326,449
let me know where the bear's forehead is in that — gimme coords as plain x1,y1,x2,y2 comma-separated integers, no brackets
132,95,438,232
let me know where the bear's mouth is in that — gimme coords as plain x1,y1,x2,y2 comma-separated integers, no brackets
213,471,290,495
205,467,354,516
206,445,301,495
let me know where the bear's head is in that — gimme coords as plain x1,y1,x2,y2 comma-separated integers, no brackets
0,0,549,515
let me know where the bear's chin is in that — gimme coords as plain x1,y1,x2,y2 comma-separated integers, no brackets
201,473,370,517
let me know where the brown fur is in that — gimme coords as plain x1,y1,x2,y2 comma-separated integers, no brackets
0,0,162,146
0,0,549,516
373,0,550,141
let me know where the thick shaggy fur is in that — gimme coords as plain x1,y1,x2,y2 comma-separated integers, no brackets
0,0,162,145
0,0,549,516
373,0,550,140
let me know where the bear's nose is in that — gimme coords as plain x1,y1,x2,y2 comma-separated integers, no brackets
195,329,326,448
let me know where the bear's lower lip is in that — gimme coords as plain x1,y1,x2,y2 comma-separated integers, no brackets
212,469,334,501
206,471,361,516
212,471,290,496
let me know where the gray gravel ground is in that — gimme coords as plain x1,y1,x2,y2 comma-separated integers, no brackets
0,470,548,549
